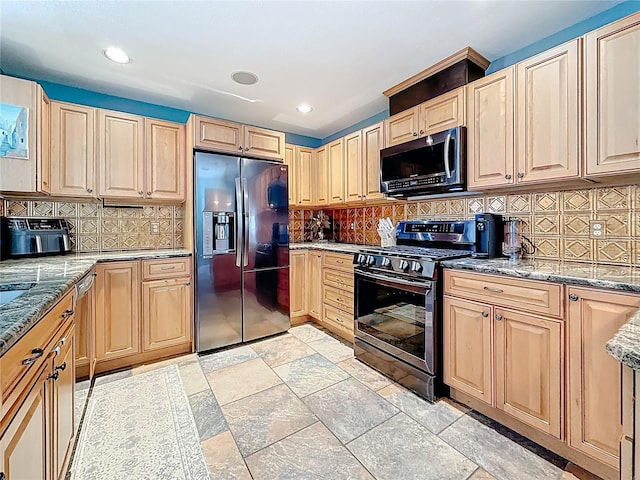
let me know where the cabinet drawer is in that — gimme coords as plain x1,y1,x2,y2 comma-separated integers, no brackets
323,269,354,292
323,304,354,334
1,291,73,403
323,252,354,273
142,258,191,280
444,269,562,318
323,285,354,314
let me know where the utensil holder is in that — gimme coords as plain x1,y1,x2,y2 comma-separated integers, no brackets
378,229,397,247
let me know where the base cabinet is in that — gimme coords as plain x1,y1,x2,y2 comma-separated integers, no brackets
308,251,323,320
142,278,192,351
289,251,308,318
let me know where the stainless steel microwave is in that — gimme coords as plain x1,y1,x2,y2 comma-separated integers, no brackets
380,126,466,197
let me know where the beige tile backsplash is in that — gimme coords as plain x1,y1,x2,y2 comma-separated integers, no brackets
1,199,184,252
291,184,639,266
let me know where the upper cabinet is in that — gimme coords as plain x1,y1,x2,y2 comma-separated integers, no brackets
313,146,329,205
516,39,581,184
585,12,640,177
385,87,465,147
327,138,345,204
467,67,515,189
344,130,362,202
98,110,185,202
50,101,96,198
284,144,296,205
296,145,314,206
361,122,384,201
0,75,48,193
193,115,285,161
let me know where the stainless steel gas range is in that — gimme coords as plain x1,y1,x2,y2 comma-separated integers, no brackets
353,219,476,402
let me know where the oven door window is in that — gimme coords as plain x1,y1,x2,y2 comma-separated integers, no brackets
355,275,431,362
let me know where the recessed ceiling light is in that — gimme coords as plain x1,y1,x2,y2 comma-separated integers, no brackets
103,46,131,64
231,71,259,85
296,104,313,113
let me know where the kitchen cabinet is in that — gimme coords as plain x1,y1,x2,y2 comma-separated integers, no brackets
308,251,323,320
515,39,581,184
51,325,75,480
385,87,465,148
95,261,141,362
38,90,51,194
98,110,145,200
321,252,354,341
361,122,385,201
296,146,314,206
344,130,362,202
467,67,515,189
289,251,308,318
328,139,345,205
0,75,49,193
193,115,285,161
50,101,96,198
567,286,640,469
145,118,185,201
142,277,192,351
443,269,563,438
75,271,96,380
585,12,640,177
284,144,296,205
313,146,329,205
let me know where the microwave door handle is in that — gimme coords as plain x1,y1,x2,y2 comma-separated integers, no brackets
444,132,452,179
235,177,243,267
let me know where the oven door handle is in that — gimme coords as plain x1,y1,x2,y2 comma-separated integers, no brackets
356,270,432,290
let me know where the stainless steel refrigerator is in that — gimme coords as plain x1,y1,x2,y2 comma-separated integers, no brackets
194,151,290,352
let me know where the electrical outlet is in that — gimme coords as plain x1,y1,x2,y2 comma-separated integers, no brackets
151,222,160,235
590,220,606,239
350,222,355,230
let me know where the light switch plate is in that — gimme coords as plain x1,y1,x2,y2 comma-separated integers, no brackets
590,220,606,239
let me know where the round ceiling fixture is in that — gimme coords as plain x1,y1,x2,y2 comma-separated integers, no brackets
231,71,259,85
296,104,313,113
103,46,131,64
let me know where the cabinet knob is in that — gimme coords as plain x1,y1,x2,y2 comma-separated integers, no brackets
47,371,59,381
87,188,93,193
61,309,74,319
419,130,424,135
517,172,524,179
504,174,512,180
495,314,503,321
412,132,418,137
138,191,144,196
481,311,489,317
186,282,191,286
569,293,579,302
238,146,243,151
55,362,67,372
147,192,152,196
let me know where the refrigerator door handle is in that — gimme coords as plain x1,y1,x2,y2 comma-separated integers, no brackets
235,177,243,267
242,177,249,267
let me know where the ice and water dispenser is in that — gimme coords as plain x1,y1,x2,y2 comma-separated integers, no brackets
202,211,236,257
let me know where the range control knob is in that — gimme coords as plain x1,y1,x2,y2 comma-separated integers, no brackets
411,261,423,273
399,260,409,272
380,257,392,268
366,255,376,266
356,254,366,264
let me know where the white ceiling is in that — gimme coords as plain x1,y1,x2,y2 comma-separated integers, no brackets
0,0,622,139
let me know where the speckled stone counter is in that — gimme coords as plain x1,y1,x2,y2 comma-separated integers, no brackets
0,249,191,356
607,309,640,371
441,257,640,293
289,242,370,254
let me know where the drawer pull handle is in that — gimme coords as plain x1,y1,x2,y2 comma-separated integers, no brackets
21,348,44,365
161,266,176,270
495,314,503,321
336,317,343,323
186,282,191,286
58,337,66,346
52,346,61,356
336,260,343,264
61,309,74,319
569,293,579,302
55,362,67,372
47,371,59,381
481,311,489,317
483,287,503,294
336,297,343,302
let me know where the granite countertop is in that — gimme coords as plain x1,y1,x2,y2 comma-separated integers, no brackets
0,249,191,356
607,309,640,371
289,242,370,253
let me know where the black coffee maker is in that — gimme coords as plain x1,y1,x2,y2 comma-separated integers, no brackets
473,213,503,258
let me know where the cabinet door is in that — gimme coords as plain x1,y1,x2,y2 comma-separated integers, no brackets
0,362,50,480
297,146,313,206
385,107,418,147
314,146,329,205
467,67,515,189
75,277,95,379
142,278,192,351
443,296,493,405
494,308,562,438
284,144,296,205
419,88,465,136
194,116,242,154
516,40,580,184
362,122,384,201
145,118,185,201
98,110,144,199
344,131,362,203
568,287,640,468
95,261,140,361
243,125,285,161
327,139,345,204
585,12,640,177
289,251,307,317
52,326,75,480
308,251,323,320
37,89,51,194
50,102,96,197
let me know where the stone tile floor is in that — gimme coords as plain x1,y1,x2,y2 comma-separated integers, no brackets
73,323,602,480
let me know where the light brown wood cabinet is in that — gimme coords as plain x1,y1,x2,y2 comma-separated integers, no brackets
361,122,385,201
296,146,314,206
344,130,363,202
467,67,516,189
75,271,96,379
313,146,329,205
95,261,141,362
443,270,563,438
567,286,640,469
193,115,285,161
585,12,640,177
321,252,354,341
49,101,96,197
289,251,308,318
516,39,581,184
385,87,465,148
142,277,192,351
308,251,323,320
38,90,51,194
328,139,345,205
145,118,185,201
284,144,296,205
51,325,75,480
